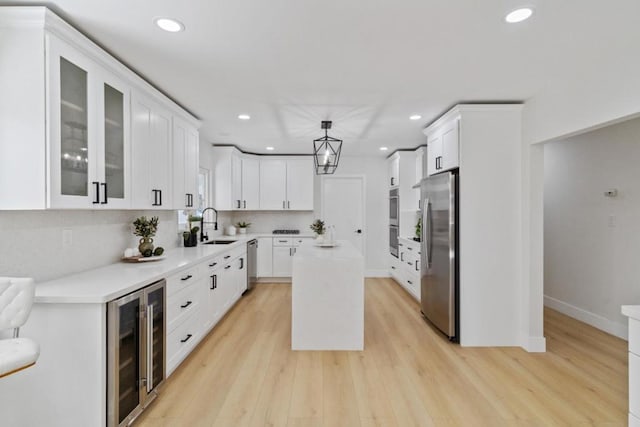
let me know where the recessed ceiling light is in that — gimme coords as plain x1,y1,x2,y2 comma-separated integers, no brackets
238,114,251,120
266,146,275,151
505,8,533,23
409,115,422,120
379,147,388,151
154,17,185,33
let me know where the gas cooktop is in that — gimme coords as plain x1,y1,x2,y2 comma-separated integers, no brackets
272,229,300,235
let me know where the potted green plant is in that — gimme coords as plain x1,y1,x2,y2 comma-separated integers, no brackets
133,216,159,256
310,219,326,242
236,221,251,234
183,215,202,247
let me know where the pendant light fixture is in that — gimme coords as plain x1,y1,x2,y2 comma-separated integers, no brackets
313,121,342,175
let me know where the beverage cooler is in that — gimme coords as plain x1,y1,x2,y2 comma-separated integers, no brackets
107,279,166,426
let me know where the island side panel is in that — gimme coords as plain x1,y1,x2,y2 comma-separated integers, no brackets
291,250,364,351
0,302,106,426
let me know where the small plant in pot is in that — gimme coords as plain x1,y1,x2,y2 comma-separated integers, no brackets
133,216,159,257
183,215,202,247
236,221,251,234
310,219,326,243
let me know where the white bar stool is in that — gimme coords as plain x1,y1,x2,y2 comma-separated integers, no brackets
0,277,40,378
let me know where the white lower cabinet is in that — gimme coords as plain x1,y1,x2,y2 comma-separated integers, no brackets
390,238,421,301
631,352,640,419
257,237,274,277
270,237,313,277
166,246,247,376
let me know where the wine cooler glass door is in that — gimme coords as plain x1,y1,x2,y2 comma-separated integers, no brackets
107,290,144,427
145,282,166,394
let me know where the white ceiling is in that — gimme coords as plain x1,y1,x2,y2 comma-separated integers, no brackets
6,0,640,155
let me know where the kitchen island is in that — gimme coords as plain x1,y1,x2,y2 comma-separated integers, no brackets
291,240,364,350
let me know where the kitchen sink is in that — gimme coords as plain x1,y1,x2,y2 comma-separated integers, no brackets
204,240,237,245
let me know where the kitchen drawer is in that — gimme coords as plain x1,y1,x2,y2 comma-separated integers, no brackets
273,237,293,246
166,265,202,296
167,280,202,333
401,269,420,301
631,352,640,417
203,254,225,272
630,318,640,355
293,237,313,247
167,307,201,374
630,413,640,427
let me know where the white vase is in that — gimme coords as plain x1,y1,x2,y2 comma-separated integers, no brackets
226,225,236,236
315,234,324,243
239,228,247,234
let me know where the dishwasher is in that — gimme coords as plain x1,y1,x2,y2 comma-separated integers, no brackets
246,239,258,293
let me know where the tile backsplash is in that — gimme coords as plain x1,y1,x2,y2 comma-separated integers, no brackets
0,210,179,282
229,211,315,234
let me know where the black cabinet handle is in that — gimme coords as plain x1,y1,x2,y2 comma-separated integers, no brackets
407,247,413,251
391,266,396,270
185,193,190,207
210,274,217,290
180,334,193,343
181,275,192,281
400,252,404,261
92,182,100,204
180,301,192,309
224,255,231,259
152,189,160,206
282,201,285,209
237,200,241,209
158,189,162,206
415,260,419,271
101,183,108,204
224,265,231,270
408,280,413,285
244,200,246,209
239,258,244,269
391,177,395,186
209,262,217,268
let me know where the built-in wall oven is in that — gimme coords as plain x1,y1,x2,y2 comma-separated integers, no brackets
390,188,400,257
389,188,399,226
107,279,166,427
390,225,399,257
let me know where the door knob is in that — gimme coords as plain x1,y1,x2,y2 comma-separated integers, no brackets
356,229,362,234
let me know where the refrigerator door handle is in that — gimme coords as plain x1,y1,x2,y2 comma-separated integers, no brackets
146,304,153,392
424,198,433,269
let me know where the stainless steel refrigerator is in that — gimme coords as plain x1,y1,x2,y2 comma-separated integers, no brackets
419,170,459,341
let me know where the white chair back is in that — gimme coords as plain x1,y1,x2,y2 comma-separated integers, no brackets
0,277,36,331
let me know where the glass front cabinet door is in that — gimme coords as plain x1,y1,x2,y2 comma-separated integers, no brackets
47,34,130,208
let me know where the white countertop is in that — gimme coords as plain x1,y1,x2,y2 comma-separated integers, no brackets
34,232,314,304
294,240,364,261
622,305,640,321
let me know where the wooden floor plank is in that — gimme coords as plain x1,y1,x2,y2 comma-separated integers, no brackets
138,280,628,427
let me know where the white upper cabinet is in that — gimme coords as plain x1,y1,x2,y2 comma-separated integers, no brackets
285,157,314,210
388,154,400,188
47,35,131,209
259,158,287,210
131,92,173,209
212,147,260,210
427,117,459,176
0,8,200,210
172,117,199,210
241,155,260,210
260,157,314,210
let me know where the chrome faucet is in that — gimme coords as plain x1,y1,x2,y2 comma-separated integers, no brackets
200,207,218,242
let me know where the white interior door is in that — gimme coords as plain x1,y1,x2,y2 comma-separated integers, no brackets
321,176,365,255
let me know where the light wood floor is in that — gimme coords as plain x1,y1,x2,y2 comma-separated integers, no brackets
137,278,628,426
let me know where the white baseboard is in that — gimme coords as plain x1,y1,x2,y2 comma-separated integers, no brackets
521,335,547,353
365,269,391,278
544,295,628,340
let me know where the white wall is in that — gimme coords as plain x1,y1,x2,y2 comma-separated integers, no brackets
544,118,640,339
0,210,179,283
